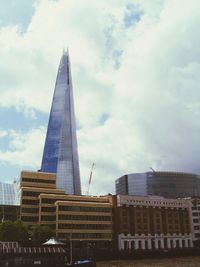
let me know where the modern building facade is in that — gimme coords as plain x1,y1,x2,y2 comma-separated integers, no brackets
0,181,20,222
20,171,113,253
115,195,193,251
41,50,81,195
0,181,20,206
116,171,200,198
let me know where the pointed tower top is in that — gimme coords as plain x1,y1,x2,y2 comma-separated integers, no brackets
62,47,69,56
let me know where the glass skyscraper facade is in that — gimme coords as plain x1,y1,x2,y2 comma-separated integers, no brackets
41,50,81,195
0,181,20,205
116,171,200,198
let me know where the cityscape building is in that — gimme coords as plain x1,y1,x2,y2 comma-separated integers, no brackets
115,194,193,251
2,48,200,257
41,50,81,195
116,171,200,198
2,169,200,255
0,181,20,222
0,181,19,206
20,170,113,255
190,198,200,242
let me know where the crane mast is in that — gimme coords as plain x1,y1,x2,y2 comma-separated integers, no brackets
87,163,95,195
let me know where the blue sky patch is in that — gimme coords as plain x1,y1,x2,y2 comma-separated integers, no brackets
124,3,143,28
0,106,48,131
98,112,109,125
0,0,38,33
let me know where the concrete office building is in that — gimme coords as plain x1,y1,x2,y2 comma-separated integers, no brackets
20,171,64,225
41,50,81,195
116,171,200,198
20,170,113,252
115,195,193,251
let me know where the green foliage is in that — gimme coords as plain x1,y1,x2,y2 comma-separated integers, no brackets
30,224,54,245
0,220,29,244
0,220,54,246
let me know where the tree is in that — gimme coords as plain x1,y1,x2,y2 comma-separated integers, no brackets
30,225,54,245
0,220,29,244
14,219,29,244
0,220,16,241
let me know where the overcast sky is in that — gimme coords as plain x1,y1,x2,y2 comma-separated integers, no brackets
0,0,200,195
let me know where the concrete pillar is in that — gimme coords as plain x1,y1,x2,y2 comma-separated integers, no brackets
121,239,124,250
135,240,139,250
141,239,145,250
118,235,124,250
173,239,176,248
128,241,131,249
189,238,193,248
147,239,152,250
167,238,171,249
178,238,183,248
184,239,188,248
155,239,158,249
160,239,164,249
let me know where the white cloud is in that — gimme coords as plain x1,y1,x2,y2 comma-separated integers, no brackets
0,130,8,138
0,127,45,167
1,0,200,194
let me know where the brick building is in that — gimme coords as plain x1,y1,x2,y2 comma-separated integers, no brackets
115,195,193,250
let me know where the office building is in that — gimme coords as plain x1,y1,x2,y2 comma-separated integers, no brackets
115,195,193,251
20,171,113,253
41,50,81,195
190,198,200,242
116,171,200,198
0,181,20,222
20,171,64,225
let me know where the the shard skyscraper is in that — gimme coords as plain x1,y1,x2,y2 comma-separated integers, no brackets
41,50,81,195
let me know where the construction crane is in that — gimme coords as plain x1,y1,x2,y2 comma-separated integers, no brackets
149,167,156,172
86,163,95,195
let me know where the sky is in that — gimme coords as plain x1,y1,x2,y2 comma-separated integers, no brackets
0,0,200,195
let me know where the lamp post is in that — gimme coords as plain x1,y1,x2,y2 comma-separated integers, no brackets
66,233,73,265
70,233,73,265
88,242,95,262
1,206,4,223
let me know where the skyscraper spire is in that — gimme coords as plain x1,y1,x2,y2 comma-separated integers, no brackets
41,52,81,195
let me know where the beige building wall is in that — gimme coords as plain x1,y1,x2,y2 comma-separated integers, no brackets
19,170,114,248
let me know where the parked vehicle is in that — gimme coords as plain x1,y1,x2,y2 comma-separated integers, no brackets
67,259,96,267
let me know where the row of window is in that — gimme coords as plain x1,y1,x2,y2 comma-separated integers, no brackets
21,216,38,222
192,206,200,210
59,206,111,213
21,207,39,213
22,191,39,197
58,224,111,229
42,198,56,204
41,207,56,212
22,178,55,184
58,214,112,221
41,215,56,221
58,233,112,239
22,199,39,205
192,212,200,216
